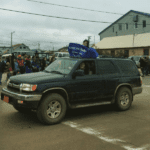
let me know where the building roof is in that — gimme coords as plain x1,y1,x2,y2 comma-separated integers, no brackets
95,32,150,49
98,10,150,35
58,46,68,52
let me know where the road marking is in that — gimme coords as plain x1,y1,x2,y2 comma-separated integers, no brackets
122,144,150,150
142,85,150,87
63,121,150,150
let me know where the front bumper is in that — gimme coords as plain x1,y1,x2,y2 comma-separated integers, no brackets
132,86,143,95
1,87,42,101
1,87,42,109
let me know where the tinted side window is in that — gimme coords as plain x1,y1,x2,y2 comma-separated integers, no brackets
97,60,118,75
115,60,138,75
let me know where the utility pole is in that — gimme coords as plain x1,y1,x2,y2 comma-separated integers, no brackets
38,43,40,51
88,36,91,47
11,31,15,54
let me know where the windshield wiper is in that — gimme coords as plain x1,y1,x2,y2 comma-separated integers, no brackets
49,71,65,75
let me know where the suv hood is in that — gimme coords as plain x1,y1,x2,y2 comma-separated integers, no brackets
10,72,65,84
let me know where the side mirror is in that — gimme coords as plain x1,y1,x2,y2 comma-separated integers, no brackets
73,69,84,78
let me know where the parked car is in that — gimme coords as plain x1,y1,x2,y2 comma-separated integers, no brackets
54,52,69,59
2,54,12,59
1,57,142,125
128,55,150,67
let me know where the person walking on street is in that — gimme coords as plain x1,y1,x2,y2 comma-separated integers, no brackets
25,55,32,73
145,56,150,75
0,55,6,85
36,56,41,71
17,55,25,74
140,57,146,77
32,56,39,72
41,57,47,71
13,58,20,75
4,56,13,81
143,56,149,76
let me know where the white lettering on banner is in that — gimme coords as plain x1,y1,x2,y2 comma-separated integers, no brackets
69,47,87,53
80,48,87,52
72,51,78,54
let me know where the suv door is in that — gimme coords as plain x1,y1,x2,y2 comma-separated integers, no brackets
96,59,120,100
68,60,106,102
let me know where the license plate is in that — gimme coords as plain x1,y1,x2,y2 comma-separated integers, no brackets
3,96,9,103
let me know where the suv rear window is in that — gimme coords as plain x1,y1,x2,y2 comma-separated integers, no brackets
114,60,139,75
97,60,118,75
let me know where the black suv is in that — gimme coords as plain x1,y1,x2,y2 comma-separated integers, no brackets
1,58,142,125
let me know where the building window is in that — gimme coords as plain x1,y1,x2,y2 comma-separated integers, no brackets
20,47,22,49
125,23,128,30
144,49,149,55
134,22,138,29
112,26,114,32
143,20,146,28
24,47,26,49
124,50,129,57
119,24,122,30
111,50,115,56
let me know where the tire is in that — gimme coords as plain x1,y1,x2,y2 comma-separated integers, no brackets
13,105,32,113
115,87,133,111
37,93,67,125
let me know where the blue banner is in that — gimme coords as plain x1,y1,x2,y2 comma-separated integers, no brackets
68,43,98,59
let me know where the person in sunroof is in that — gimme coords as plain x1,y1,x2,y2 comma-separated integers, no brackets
83,39,89,48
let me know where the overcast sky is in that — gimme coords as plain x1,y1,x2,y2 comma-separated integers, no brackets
0,0,149,51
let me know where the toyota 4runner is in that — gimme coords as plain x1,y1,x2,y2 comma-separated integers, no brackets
1,57,142,125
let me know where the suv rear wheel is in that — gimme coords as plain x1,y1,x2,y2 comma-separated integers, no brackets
37,93,67,125
115,87,133,111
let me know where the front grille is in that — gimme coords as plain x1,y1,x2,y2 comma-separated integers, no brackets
8,83,20,89
7,86,20,92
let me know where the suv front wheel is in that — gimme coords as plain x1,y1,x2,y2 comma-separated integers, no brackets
37,93,67,125
115,87,133,111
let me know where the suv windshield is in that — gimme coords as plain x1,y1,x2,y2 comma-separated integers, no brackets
45,59,78,74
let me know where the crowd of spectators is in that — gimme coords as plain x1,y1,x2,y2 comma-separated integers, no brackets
0,53,56,85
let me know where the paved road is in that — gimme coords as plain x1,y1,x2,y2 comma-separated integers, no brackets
0,74,150,150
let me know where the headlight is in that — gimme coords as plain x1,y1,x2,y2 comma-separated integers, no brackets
20,83,37,91
7,79,10,86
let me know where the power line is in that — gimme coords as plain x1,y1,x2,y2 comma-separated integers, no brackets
0,8,149,26
27,0,147,18
0,7,112,24
27,0,124,15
